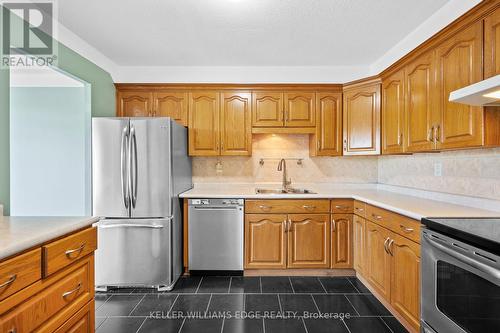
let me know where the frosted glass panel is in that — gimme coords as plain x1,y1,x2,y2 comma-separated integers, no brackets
10,86,91,216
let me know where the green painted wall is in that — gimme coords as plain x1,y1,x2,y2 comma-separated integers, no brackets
0,8,115,215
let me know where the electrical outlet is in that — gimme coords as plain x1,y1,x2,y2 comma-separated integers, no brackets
434,162,442,177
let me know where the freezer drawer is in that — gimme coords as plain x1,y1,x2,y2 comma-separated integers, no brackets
188,200,244,271
95,218,174,289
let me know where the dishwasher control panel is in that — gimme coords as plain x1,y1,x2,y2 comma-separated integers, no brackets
189,199,244,206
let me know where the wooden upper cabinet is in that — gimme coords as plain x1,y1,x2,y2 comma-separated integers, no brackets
343,82,381,155
331,214,353,269
284,92,315,127
365,221,391,300
252,92,284,127
188,91,220,156
118,91,152,117
287,214,330,268
485,6,500,78
154,92,188,125
220,92,252,156
310,92,342,156
382,69,406,154
245,214,287,269
390,233,421,331
436,21,484,149
353,215,366,275
405,51,437,152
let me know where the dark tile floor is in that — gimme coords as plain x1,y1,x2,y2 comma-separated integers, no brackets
95,276,408,333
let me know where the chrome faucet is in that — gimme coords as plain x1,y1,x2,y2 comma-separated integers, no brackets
277,159,292,191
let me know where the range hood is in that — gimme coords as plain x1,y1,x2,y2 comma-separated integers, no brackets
449,74,500,106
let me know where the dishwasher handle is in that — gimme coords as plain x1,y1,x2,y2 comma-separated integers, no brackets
192,206,242,211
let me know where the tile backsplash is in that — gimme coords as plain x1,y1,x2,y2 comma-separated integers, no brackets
192,134,379,184
378,147,500,201
193,134,500,201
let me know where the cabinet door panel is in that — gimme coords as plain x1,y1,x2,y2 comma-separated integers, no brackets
382,70,405,154
252,92,284,127
188,91,220,156
154,92,188,125
220,92,252,156
353,215,366,274
288,214,330,268
343,84,381,155
285,92,315,127
405,52,436,152
311,93,342,156
365,221,391,301
245,214,287,269
436,21,484,149
485,7,500,78
118,91,152,117
331,214,353,269
390,233,420,331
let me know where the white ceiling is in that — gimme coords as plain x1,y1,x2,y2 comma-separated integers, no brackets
59,0,450,67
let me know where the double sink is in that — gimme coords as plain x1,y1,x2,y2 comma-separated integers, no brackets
255,188,316,194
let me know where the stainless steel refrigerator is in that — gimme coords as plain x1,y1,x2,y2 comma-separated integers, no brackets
92,117,192,291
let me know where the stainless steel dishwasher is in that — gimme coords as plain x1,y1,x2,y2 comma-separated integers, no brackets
188,199,244,273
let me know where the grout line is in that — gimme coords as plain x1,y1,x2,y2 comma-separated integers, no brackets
262,317,266,333
288,277,295,293
220,316,226,333
317,278,328,294
195,277,203,293
135,317,148,333
259,277,263,293
301,317,309,333
343,295,360,317
380,316,396,333
346,277,361,293
167,294,180,315
128,294,146,316
341,318,353,333
310,294,321,314
228,277,232,294
277,294,283,313
205,294,213,315
177,317,187,333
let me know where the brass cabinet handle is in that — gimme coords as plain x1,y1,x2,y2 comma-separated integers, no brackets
343,139,347,151
383,237,390,254
388,239,395,256
398,133,403,146
428,126,434,142
400,225,414,233
288,219,292,232
0,274,16,289
335,205,348,210
62,282,82,299
283,219,288,233
355,207,364,212
258,205,272,211
65,243,86,259
7,328,16,333
331,219,336,232
372,213,383,220
302,205,316,210
436,125,441,143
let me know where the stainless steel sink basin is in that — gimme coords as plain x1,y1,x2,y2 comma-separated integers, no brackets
255,188,316,194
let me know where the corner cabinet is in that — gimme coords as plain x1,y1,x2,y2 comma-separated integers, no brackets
342,80,381,155
189,91,252,156
382,69,406,154
310,92,342,156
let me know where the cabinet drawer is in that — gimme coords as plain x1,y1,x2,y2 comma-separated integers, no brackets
366,205,421,243
0,249,41,302
331,199,353,213
245,200,330,214
43,227,97,277
353,201,366,217
0,256,93,333
53,300,94,333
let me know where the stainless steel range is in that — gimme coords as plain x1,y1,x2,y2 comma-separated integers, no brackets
421,217,500,333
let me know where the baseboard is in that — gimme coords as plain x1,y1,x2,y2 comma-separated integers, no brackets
244,268,356,276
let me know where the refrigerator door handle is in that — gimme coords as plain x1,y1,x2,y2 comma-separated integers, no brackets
129,125,138,209
120,126,130,209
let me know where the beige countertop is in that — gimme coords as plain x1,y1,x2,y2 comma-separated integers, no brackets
180,183,500,221
0,216,99,260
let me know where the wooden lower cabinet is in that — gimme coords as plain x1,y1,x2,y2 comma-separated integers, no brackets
288,214,330,268
331,214,353,268
365,221,392,301
245,214,287,269
352,215,366,274
390,233,421,330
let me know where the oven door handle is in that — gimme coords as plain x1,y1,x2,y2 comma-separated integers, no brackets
424,234,500,281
